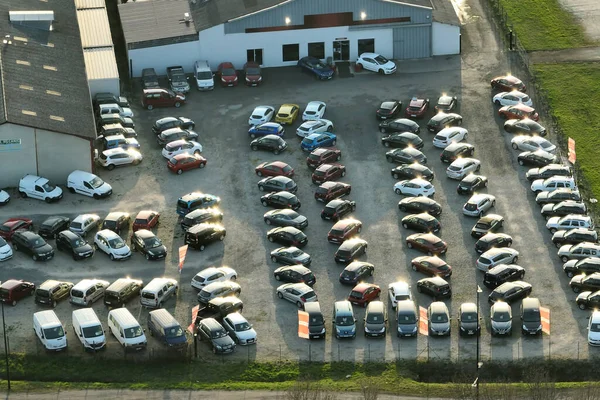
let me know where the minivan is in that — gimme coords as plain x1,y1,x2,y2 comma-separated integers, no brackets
147,308,187,348
66,170,112,199
72,308,106,351
107,308,147,351
458,302,480,336
35,280,73,308
141,88,185,110
304,302,326,339
103,278,143,307
194,60,214,91
33,310,67,351
176,192,221,216
332,300,356,339
184,223,226,251
521,297,542,335
396,300,418,337
364,300,387,337
70,279,109,307
140,278,178,308
428,301,450,336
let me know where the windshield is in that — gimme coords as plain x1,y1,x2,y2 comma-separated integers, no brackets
124,326,144,338
222,68,236,76
36,289,50,298
31,238,47,248
329,228,344,236
70,222,82,230
374,55,389,64
523,310,540,322
197,71,212,80
165,326,184,338
108,238,125,249
71,289,84,298
282,165,293,173
366,313,383,324
291,250,303,257
144,237,162,248
350,291,362,298
211,328,228,339
465,203,478,211
71,237,87,247
42,182,56,192
82,324,104,338
89,177,104,188
591,323,600,332
44,326,64,340
335,316,354,326
431,314,448,323
540,142,553,149
461,312,477,322
341,270,356,278
398,313,416,323
235,322,251,331
475,223,489,229
492,311,511,322
246,68,261,75
314,170,326,177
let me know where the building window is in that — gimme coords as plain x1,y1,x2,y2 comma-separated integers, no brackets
282,44,300,62
308,42,325,59
358,39,375,55
247,49,263,65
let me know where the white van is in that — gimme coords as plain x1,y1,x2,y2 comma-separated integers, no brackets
70,279,110,306
67,170,112,199
72,308,106,351
194,60,214,91
140,278,178,308
33,310,67,351
18,174,63,203
107,308,147,351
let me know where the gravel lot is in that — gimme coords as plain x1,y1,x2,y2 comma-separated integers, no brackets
0,1,595,363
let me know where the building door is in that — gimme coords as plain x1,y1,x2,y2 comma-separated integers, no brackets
247,49,263,65
333,40,349,61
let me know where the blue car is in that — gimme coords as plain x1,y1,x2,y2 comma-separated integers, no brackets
297,57,334,80
301,132,337,152
249,122,284,139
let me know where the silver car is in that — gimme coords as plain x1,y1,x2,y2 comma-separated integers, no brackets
69,214,101,236
446,158,481,180
197,281,241,304
476,248,519,272
490,301,512,336
462,194,496,217
221,312,257,345
557,242,600,263
428,301,450,336
276,283,317,308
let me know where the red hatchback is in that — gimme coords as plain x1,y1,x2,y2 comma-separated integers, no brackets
243,62,262,86
498,104,539,121
327,219,362,244
255,161,294,177
168,154,206,174
347,283,381,307
405,97,430,118
306,148,341,168
217,62,238,87
311,163,346,185
406,233,448,255
411,255,452,279
0,218,33,240
490,75,526,92
314,182,351,203
132,210,160,231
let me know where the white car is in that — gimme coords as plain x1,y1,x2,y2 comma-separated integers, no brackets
296,119,334,137
0,237,13,261
388,281,411,308
70,214,101,236
248,105,275,126
432,127,468,149
393,178,435,197
476,248,519,271
511,136,556,153
446,158,481,180
463,193,496,217
588,310,600,346
94,229,131,261
547,215,594,233
222,312,257,345
356,52,397,74
302,101,326,121
191,266,238,290
0,190,9,206
96,148,142,170
493,91,532,107
18,174,63,203
531,176,576,193
161,140,203,159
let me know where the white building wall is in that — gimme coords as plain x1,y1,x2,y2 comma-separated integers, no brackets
432,22,460,56
36,130,92,184
0,124,37,188
88,77,120,97
198,24,394,70
129,40,201,77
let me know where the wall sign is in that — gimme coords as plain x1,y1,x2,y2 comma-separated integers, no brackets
0,138,22,152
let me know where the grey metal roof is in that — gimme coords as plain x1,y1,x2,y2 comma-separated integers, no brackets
0,0,97,139
74,0,106,10
119,0,197,45
77,8,113,48
84,47,119,80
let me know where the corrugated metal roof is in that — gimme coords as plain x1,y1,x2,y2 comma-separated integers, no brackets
77,8,113,48
83,47,119,80
74,0,106,10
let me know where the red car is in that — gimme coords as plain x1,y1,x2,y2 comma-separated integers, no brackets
406,233,448,255
347,283,381,307
217,62,238,87
167,154,206,174
243,62,262,86
498,104,539,121
141,88,186,110
405,97,430,118
0,279,36,306
411,255,452,279
132,210,160,231
306,148,341,168
327,219,362,244
255,161,294,177
0,218,33,240
490,75,526,92
314,182,351,203
311,163,346,185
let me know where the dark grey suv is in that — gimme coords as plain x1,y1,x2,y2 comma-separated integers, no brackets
196,318,236,354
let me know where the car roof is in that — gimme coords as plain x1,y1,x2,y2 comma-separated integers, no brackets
73,214,98,222
344,262,370,272
421,276,447,285
97,229,120,239
134,229,155,239
254,105,273,112
451,157,477,167
491,301,511,312
332,218,358,229
389,281,410,292
0,280,25,290
482,247,514,257
279,282,312,292
280,104,298,111
200,318,223,330
438,95,454,103
225,312,247,324
429,301,448,313
437,126,465,136
136,210,156,219
360,52,379,58
219,62,235,69
277,265,310,274
188,223,223,234
102,148,127,156
353,282,377,292
468,193,492,203
460,302,477,313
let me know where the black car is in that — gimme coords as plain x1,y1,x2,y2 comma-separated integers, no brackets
576,290,600,310
379,118,420,134
504,119,546,136
101,212,130,235
339,262,375,285
321,199,356,221
141,68,160,89
435,95,458,112
541,201,587,219
267,226,308,248
152,116,195,135
196,318,236,354
156,128,198,147
181,208,224,230
184,223,226,251
55,230,94,260
12,231,54,261
261,191,301,210
334,238,368,264
263,209,308,229
416,277,451,300
526,164,572,181
131,229,167,260
270,246,311,266
381,132,424,149
470,214,504,238
250,134,287,154
552,228,598,249
570,273,600,293
483,264,525,289
457,174,488,195
386,147,427,164
401,213,441,233
427,112,463,133
488,281,532,303
398,197,442,216
273,265,316,286
258,176,298,194
38,216,70,239
517,150,559,167
440,142,475,163
536,189,581,205
475,233,513,254
391,164,434,181
376,101,402,120
563,258,600,278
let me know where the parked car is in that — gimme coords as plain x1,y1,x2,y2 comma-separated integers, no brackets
405,96,430,119
391,164,434,181
197,281,241,304
0,237,13,262
243,62,262,86
536,189,581,205
96,148,142,170
141,68,159,89
490,75,526,92
167,154,207,174
94,230,131,261
55,230,94,260
398,197,442,216
270,246,311,266
296,120,334,138
11,231,54,261
131,230,167,260
69,214,100,236
488,281,532,303
483,264,525,289
476,248,519,272
273,265,316,286
553,228,598,249
166,66,190,93
314,182,351,203
428,301,451,336
576,290,600,310
339,262,375,285
301,132,337,152
222,312,257,345
457,174,488,195
490,301,512,336
393,178,435,197
356,52,396,74
196,318,236,354
511,136,555,153
440,142,475,163
0,218,33,240
379,118,420,135
276,283,317,308
347,283,381,307
493,91,532,107
435,95,458,112
411,256,452,278
132,210,160,231
416,277,451,299
563,257,600,278
185,224,226,251
248,106,275,126
386,147,427,164
156,127,199,147
587,311,600,346
475,233,513,254
458,302,479,336
526,164,572,181
446,158,481,179
381,132,423,149
306,147,341,168
18,174,63,203
558,242,600,263
432,127,468,148
504,119,546,136
463,194,496,217
101,212,130,235
470,214,504,238
261,191,301,210
216,62,238,87
531,176,576,193
541,200,587,220
142,88,185,110
321,200,356,222
263,209,308,229
334,238,368,264
0,190,9,206
401,213,441,233
191,266,237,290
571,273,600,293
546,214,593,233
427,113,463,133
517,150,559,167
0,279,35,306
388,281,412,308
248,122,284,139
250,134,288,154
181,209,223,231
297,56,335,80
303,101,326,121
255,161,294,177
275,104,300,125
498,104,539,121
152,117,195,135
94,92,129,108
267,226,308,248
406,233,447,255
327,218,362,243
161,140,202,159
258,176,297,193
376,100,402,120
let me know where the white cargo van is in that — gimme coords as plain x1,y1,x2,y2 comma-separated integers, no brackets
18,174,63,203
140,278,178,308
194,60,214,91
72,308,106,351
66,170,112,199
107,308,147,351
33,310,67,351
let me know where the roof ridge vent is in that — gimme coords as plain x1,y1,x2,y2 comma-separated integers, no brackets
9,10,54,31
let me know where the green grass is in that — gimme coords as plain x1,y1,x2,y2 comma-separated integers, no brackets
497,0,591,50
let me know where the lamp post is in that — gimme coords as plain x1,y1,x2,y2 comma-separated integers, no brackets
1,302,10,391
475,285,483,400
193,333,198,359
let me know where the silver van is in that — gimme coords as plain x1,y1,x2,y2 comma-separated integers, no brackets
396,300,418,337
364,301,387,338
332,300,356,339
70,279,109,307
428,301,450,336
194,60,214,91
140,278,178,308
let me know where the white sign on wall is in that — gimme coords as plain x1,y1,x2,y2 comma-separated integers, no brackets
0,138,22,152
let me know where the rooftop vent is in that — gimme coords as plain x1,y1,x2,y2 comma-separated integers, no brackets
9,11,54,31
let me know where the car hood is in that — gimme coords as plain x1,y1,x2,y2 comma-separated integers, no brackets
293,216,308,225
36,243,54,254
113,245,131,255
365,322,385,332
0,243,12,255
541,204,554,214
309,323,325,334
461,321,478,331
397,323,417,333
589,330,600,342
563,259,578,270
96,182,112,194
235,328,257,341
148,245,167,255
570,275,584,285
557,245,573,256
577,291,593,302
546,217,560,227
0,191,9,202
74,243,94,254
492,320,512,330
213,335,236,347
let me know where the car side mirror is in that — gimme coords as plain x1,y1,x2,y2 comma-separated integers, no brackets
78,333,82,337
120,332,124,337
186,77,189,80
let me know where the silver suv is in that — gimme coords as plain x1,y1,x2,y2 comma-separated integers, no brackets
557,242,600,263
476,248,519,271
462,194,496,217
546,214,594,233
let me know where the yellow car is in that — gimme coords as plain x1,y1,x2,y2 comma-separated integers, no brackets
275,104,300,125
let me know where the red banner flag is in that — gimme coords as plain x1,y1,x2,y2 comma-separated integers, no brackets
187,304,199,334
178,245,188,273
540,306,550,335
298,310,309,339
419,306,428,336
568,137,576,164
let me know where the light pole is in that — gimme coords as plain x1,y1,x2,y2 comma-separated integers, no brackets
474,285,483,400
1,302,10,391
